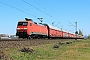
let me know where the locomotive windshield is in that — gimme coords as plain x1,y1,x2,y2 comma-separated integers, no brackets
18,22,28,26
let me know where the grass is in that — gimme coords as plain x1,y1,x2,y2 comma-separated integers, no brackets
2,39,90,60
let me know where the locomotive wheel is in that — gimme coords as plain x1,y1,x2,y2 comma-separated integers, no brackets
27,36,32,39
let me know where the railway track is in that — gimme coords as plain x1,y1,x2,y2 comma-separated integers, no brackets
0,39,77,49
0,38,76,41
0,39,74,41
0,39,27,41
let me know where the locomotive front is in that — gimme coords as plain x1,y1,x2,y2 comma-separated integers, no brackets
16,21,28,38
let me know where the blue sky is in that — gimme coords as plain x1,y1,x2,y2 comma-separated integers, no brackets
0,0,90,36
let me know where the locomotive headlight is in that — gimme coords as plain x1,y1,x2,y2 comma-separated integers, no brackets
17,28,20,30
24,28,27,29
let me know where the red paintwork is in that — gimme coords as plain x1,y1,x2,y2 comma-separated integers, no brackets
49,28,62,37
16,19,84,39
31,23,48,35
16,20,48,36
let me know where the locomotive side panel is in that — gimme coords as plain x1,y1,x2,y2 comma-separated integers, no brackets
31,23,48,36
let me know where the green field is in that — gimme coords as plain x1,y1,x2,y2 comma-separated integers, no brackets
1,39,90,60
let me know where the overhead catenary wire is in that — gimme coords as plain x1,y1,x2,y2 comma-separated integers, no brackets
34,0,53,16
9,0,37,17
35,0,64,27
37,0,61,17
38,0,71,23
0,1,36,17
38,0,54,15
36,0,63,22
54,22,60,27
33,0,58,25
22,0,61,23
1,0,61,25
22,0,52,18
1,0,62,27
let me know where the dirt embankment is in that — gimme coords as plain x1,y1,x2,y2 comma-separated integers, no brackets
0,39,75,60
0,39,72,49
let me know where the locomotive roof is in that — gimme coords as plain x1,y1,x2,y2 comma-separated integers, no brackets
18,20,33,22
18,18,33,22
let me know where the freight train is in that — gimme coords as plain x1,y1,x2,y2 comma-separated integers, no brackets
16,18,84,39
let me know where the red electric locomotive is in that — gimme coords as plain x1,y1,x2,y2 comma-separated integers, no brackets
16,18,48,39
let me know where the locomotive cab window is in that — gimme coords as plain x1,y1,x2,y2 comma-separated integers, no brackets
18,22,28,26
